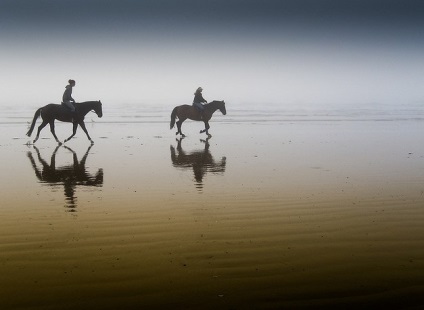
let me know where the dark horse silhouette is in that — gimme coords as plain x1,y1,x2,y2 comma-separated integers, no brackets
170,100,226,137
26,144,103,210
170,137,226,190
26,100,103,144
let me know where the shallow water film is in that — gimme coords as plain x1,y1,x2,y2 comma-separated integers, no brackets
1,108,424,309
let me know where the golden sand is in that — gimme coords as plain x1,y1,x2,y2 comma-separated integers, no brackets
1,121,424,308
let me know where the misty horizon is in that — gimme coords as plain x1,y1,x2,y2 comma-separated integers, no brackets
1,0,424,108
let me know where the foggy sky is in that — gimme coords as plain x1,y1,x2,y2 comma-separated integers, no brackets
1,0,424,107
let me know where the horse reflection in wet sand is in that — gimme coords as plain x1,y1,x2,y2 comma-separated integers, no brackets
170,137,226,190
26,144,103,211
170,100,226,137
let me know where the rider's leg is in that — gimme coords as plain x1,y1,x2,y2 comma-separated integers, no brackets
194,102,204,120
63,101,76,121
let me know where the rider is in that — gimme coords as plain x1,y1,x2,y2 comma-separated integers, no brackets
62,79,76,120
193,87,207,119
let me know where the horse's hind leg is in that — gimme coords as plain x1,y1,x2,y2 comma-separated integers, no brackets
176,120,186,137
33,120,48,143
49,121,62,145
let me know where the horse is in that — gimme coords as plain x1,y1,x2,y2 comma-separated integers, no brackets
26,100,103,144
170,100,226,137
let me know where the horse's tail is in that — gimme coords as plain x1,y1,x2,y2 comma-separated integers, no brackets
170,107,178,129
26,108,42,137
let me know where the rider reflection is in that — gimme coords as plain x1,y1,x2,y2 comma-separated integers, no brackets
170,137,226,191
26,144,103,211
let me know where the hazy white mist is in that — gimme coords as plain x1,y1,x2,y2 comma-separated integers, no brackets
1,0,423,109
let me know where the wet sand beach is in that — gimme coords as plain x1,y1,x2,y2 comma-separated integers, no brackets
1,107,424,309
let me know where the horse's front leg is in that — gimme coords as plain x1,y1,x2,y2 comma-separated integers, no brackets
200,121,212,137
79,121,94,144
64,122,78,143
49,121,62,145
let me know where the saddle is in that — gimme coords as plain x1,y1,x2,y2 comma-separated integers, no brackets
61,102,70,107
193,102,206,112
61,102,76,112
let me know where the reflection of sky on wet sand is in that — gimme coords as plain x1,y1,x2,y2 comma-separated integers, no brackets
2,118,424,308
3,118,424,207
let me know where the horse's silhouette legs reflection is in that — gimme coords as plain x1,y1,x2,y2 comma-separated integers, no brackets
27,144,103,211
170,137,226,190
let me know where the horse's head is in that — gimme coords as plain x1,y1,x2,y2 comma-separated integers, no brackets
93,100,103,118
218,100,226,115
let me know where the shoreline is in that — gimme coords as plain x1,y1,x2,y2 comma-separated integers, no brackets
2,102,424,125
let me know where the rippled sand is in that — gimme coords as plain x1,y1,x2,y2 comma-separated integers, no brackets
1,116,424,309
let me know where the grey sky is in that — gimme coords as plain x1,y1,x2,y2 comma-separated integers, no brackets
1,0,424,107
